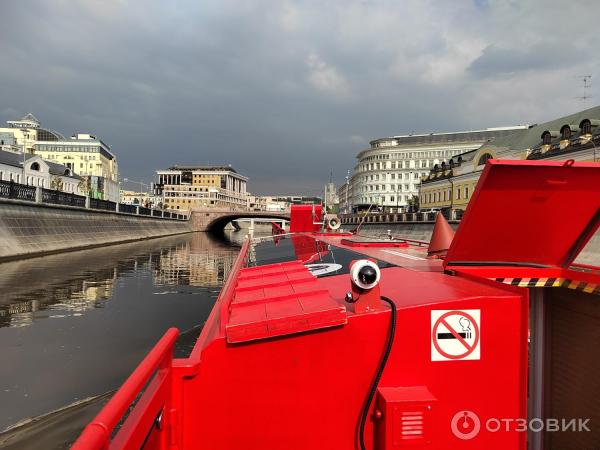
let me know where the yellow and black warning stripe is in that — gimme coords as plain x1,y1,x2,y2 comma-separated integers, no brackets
492,277,600,295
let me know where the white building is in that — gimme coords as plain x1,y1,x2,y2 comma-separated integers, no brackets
348,126,527,212
0,150,81,194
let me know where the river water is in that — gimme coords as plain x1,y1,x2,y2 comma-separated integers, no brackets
0,231,247,449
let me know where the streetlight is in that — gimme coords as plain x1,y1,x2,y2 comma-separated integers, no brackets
345,170,350,214
21,130,28,185
590,135,597,162
123,178,151,207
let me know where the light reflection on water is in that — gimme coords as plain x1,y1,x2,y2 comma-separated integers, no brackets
0,231,249,436
0,231,245,329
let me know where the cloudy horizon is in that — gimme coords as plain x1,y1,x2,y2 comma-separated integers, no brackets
1,0,598,194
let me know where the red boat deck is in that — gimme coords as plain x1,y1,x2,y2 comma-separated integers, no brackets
226,261,347,343
71,160,600,450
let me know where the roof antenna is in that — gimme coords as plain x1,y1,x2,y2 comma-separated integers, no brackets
576,75,592,110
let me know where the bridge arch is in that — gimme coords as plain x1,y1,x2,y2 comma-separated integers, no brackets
190,208,290,232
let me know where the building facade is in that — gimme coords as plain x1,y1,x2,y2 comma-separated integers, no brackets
349,127,526,212
0,113,49,154
155,166,248,211
1,114,120,201
35,133,119,201
0,150,81,194
419,105,600,213
120,190,150,206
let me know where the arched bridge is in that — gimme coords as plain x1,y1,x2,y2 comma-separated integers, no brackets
190,208,290,232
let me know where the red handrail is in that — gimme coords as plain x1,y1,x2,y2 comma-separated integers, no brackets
219,237,250,333
72,328,179,450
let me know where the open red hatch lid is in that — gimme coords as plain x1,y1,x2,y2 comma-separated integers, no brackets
445,160,600,270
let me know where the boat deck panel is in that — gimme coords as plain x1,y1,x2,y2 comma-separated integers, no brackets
226,261,347,343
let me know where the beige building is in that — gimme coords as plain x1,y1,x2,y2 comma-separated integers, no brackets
419,105,600,213
155,165,248,211
0,113,45,154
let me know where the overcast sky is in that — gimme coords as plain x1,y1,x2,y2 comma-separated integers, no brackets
1,0,598,194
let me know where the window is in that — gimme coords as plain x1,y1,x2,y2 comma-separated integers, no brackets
457,188,461,200
560,125,572,140
580,119,592,135
465,186,469,199
30,162,40,171
477,153,493,166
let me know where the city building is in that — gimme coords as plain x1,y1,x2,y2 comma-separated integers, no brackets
419,105,600,213
347,126,527,212
273,195,321,205
154,165,248,211
337,172,353,214
324,182,338,213
0,133,20,153
35,133,119,201
1,114,120,201
0,113,50,154
0,149,82,193
246,194,267,211
120,190,150,206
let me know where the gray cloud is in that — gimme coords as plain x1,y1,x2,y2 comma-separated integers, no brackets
468,43,586,78
1,0,599,193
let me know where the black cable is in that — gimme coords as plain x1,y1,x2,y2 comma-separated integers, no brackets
359,295,397,450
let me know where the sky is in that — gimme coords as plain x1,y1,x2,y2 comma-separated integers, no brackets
1,0,598,195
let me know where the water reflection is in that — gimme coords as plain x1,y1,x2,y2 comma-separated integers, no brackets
0,231,248,434
0,232,244,329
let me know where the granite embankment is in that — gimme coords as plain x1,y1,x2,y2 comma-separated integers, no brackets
355,222,600,266
352,222,455,242
0,200,193,261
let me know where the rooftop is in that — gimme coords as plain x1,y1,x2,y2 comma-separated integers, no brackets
478,105,600,154
0,149,81,178
166,165,239,173
369,126,528,147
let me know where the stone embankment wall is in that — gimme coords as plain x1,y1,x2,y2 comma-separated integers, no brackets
0,200,193,261
354,222,599,266
350,222,457,242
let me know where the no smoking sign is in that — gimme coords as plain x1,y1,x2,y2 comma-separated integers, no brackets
431,310,480,361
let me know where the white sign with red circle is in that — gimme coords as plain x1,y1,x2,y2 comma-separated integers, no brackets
431,309,480,361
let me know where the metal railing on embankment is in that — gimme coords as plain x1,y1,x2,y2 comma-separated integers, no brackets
340,209,463,226
0,180,36,202
42,189,87,208
0,179,188,220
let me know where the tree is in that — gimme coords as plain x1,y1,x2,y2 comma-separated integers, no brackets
78,176,92,197
407,194,419,212
50,176,64,191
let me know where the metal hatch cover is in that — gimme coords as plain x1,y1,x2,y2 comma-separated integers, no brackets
444,160,600,269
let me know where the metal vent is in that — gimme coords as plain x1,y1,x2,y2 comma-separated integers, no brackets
400,411,425,440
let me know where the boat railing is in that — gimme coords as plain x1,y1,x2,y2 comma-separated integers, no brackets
219,237,251,333
71,328,179,450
